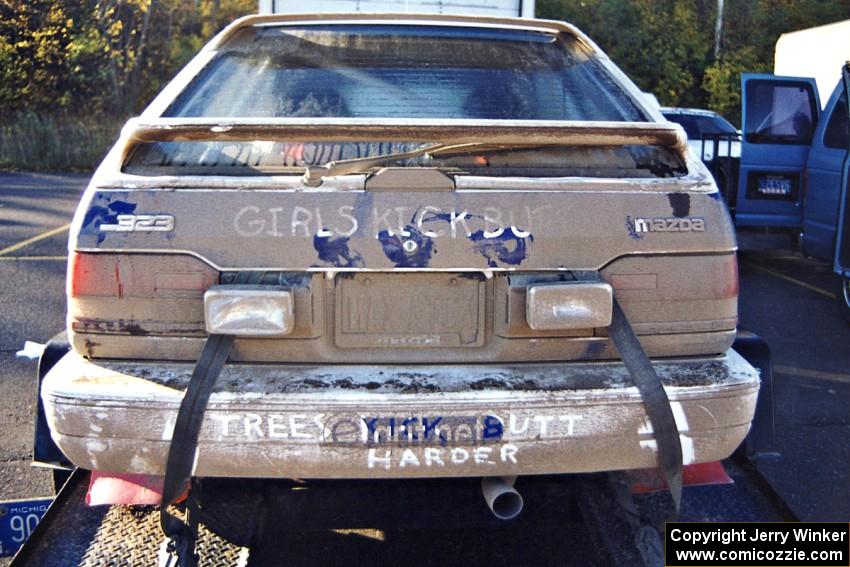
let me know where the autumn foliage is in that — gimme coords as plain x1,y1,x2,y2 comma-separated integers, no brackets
1,1,849,170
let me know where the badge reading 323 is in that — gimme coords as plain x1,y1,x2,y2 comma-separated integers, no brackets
100,214,175,232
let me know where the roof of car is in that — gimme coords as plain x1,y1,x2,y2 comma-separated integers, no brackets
660,107,724,118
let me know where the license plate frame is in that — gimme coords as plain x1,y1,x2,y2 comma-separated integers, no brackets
335,273,486,348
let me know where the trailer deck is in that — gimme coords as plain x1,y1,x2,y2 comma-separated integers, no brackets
11,451,793,567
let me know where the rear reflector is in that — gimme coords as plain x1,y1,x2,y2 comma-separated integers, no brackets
69,252,121,298
204,285,294,337
526,282,613,330
68,252,217,299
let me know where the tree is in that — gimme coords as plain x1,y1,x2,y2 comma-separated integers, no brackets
0,0,255,117
0,1,75,112
538,0,850,120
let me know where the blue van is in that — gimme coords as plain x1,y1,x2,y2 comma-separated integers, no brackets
738,70,849,319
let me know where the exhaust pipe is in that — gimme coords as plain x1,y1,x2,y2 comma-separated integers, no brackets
481,476,523,520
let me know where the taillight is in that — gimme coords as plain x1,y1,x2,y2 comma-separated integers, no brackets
68,252,217,299
68,252,121,298
68,252,219,344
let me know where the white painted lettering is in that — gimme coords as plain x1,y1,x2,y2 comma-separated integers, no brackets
395,207,411,237
268,416,288,439
483,207,505,238
500,444,519,464
314,209,333,237
234,206,265,237
450,447,470,464
424,447,445,466
509,415,530,435
267,207,284,236
289,415,311,439
473,447,495,465
313,414,327,441
210,414,241,438
399,448,421,467
367,448,392,470
336,205,358,237
415,206,444,237
558,415,583,436
373,207,394,237
291,206,313,237
450,210,471,238
244,414,264,438
510,226,530,238
533,415,555,436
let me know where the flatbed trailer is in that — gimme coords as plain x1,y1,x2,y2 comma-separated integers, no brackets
10,453,795,567
11,334,790,567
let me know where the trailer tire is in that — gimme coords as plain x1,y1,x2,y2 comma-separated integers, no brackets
839,276,850,325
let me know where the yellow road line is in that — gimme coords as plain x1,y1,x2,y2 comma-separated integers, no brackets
0,255,68,261
774,364,850,384
0,223,72,257
742,260,835,300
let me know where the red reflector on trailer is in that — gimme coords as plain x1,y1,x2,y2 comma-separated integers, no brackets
627,461,733,494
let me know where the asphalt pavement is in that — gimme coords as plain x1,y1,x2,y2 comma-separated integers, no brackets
0,172,848,563
0,173,87,508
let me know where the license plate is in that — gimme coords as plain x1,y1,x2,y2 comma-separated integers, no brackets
757,175,792,195
335,273,486,348
0,497,53,557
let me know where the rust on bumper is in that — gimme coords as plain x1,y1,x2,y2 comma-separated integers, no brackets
42,349,759,479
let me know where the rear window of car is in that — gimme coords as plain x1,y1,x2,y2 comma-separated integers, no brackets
165,24,647,121
663,112,737,138
694,115,737,135
663,113,699,138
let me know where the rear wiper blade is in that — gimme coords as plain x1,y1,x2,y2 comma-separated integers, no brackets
301,142,534,186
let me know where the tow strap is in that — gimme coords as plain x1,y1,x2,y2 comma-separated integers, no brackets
159,281,682,565
608,297,683,512
160,272,263,567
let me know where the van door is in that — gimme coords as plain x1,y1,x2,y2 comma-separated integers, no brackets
803,85,848,261
833,63,850,322
736,74,820,227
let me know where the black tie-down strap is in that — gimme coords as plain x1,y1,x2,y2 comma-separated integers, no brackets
160,272,263,567
608,297,683,513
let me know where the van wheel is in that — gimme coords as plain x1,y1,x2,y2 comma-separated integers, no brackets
839,277,850,325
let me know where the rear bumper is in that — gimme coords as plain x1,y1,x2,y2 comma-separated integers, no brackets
42,349,759,479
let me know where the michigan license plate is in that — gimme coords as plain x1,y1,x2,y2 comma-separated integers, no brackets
0,497,53,557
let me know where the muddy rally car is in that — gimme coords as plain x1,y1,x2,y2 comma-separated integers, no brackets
40,12,758,540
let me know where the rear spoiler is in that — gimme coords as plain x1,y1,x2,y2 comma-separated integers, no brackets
125,117,687,146
87,116,713,192
120,117,688,160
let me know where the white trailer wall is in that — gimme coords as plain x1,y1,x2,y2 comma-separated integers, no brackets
258,0,534,18
774,19,850,107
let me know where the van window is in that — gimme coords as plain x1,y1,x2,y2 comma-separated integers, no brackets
824,92,849,150
745,80,818,145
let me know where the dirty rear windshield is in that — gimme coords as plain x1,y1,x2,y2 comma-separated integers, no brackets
165,24,647,120
126,24,685,177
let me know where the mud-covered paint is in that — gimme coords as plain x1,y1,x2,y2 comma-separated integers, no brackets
668,193,691,218
81,194,137,244
469,229,532,267
624,215,644,241
378,225,435,268
313,233,365,268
